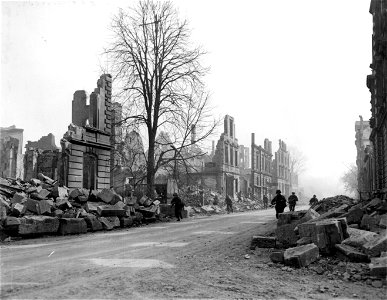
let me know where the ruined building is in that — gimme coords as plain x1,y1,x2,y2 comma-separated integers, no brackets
355,116,374,196
272,139,291,197
251,134,273,200
367,0,387,196
59,74,112,190
0,125,24,178
24,134,59,181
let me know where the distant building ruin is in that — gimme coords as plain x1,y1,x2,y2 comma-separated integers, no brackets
0,125,24,179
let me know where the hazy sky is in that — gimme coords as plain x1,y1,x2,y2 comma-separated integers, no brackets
1,0,372,197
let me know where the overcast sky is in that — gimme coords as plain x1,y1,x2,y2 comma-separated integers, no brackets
1,0,372,198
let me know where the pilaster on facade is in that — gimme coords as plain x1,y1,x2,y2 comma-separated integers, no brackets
368,0,387,195
251,133,273,200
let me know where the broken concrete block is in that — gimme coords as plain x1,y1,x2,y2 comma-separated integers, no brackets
38,189,50,199
37,173,55,185
55,198,72,211
84,215,103,231
277,212,293,226
26,199,51,215
4,216,21,227
361,214,381,231
58,218,87,235
341,206,364,225
11,192,27,204
270,251,284,263
30,192,46,200
51,186,68,199
315,219,345,254
114,201,126,210
362,232,387,257
30,178,41,186
363,198,382,210
12,203,26,217
369,256,387,277
53,209,63,218
250,236,276,249
69,188,87,199
120,216,134,228
342,227,378,248
379,215,387,229
297,237,312,246
106,216,120,228
97,205,126,217
99,217,114,230
18,216,60,235
336,217,349,239
284,243,319,268
275,223,298,247
97,189,117,204
300,209,320,223
298,222,318,241
335,244,370,263
201,205,214,213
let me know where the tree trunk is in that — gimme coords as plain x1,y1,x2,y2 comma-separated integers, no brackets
146,134,156,199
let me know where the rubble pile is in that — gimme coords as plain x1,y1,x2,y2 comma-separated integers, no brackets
0,174,146,240
251,195,387,287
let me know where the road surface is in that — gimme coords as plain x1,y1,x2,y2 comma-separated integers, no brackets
0,208,384,299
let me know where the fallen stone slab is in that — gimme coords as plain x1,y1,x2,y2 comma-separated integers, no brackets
69,188,87,199
58,218,87,235
26,199,51,215
97,189,119,204
284,243,319,268
114,201,126,210
251,236,276,249
335,244,370,263
99,217,114,230
55,198,72,211
369,256,387,277
4,216,21,227
51,186,68,199
11,192,27,204
12,203,26,217
297,237,312,246
361,214,381,232
276,223,299,247
315,219,345,254
83,215,103,232
38,189,51,199
379,215,387,229
106,216,120,228
342,227,378,249
18,216,59,235
120,216,134,228
340,206,364,225
201,205,215,213
30,178,42,186
97,205,126,217
362,232,387,257
300,209,320,223
363,198,382,210
277,212,293,226
270,251,284,263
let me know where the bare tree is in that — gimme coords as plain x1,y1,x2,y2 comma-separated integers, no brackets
341,164,358,195
288,146,307,176
105,0,218,197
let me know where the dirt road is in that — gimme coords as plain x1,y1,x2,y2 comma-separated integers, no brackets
0,208,385,299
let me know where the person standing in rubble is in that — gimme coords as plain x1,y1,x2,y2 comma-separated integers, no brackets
225,194,233,213
288,192,298,212
171,192,183,221
271,190,287,219
309,195,318,207
263,195,269,209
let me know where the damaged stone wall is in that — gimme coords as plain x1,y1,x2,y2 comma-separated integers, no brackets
60,74,113,190
0,126,24,179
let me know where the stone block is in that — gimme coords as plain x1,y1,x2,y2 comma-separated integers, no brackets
38,189,50,199
106,216,120,228
30,192,45,200
97,189,117,204
84,215,103,231
275,223,298,247
342,227,378,248
58,218,87,235
120,216,134,228
114,201,126,210
369,257,387,277
30,178,42,186
379,215,387,229
336,217,349,239
99,217,114,230
18,216,59,235
297,237,312,246
363,198,382,210
362,232,387,257
341,206,364,224
361,214,381,231
251,236,276,249
11,192,27,204
51,186,68,199
4,216,21,227
300,209,320,223
53,209,63,218
284,243,319,268
270,251,284,263
26,199,51,215
277,212,293,226
12,203,26,217
201,205,214,213
55,198,72,210
69,188,87,199
335,244,370,262
315,219,344,254
97,205,126,217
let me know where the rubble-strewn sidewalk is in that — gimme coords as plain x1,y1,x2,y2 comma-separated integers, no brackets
251,195,387,289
